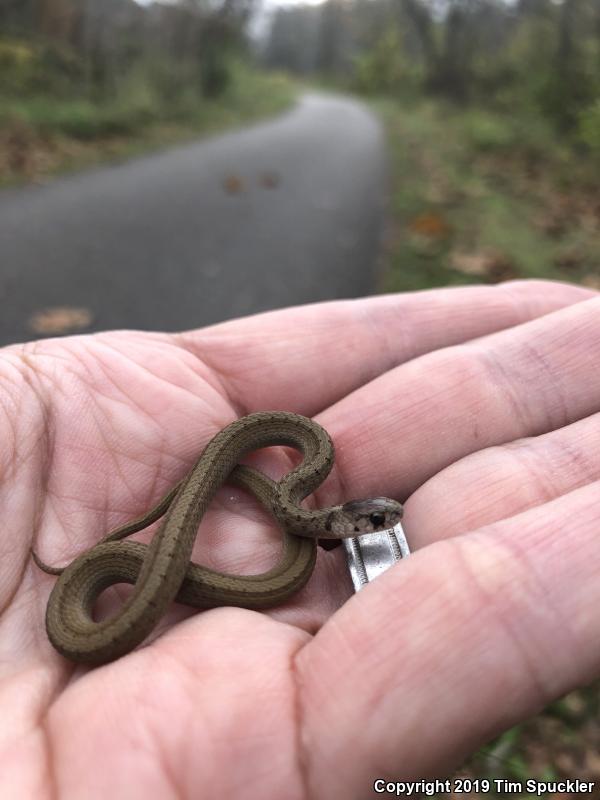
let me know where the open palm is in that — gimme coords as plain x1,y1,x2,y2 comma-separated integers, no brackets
3,279,600,799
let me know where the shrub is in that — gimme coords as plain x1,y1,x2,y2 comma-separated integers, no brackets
353,30,417,96
0,38,84,96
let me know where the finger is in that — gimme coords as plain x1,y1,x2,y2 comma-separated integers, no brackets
407,410,600,549
297,480,600,794
178,280,594,416
317,295,600,503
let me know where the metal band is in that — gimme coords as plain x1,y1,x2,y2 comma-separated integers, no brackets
343,522,410,592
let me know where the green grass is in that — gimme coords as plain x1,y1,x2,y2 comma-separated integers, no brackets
0,64,298,185
376,97,600,294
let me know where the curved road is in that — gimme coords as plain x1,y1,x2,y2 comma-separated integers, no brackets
0,92,387,346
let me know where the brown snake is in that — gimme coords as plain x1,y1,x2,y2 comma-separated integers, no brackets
33,411,403,665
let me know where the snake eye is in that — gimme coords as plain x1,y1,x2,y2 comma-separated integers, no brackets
369,512,386,529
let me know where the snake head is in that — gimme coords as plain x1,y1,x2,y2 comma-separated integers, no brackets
338,497,403,536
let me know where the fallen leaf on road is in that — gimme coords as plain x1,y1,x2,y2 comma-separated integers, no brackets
28,306,93,335
259,171,280,189
223,175,244,194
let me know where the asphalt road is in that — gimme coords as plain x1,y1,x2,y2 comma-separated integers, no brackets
0,92,387,346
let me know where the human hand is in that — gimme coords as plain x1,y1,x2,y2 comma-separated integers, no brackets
2,279,598,798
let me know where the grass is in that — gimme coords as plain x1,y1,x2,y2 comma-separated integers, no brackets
375,95,600,797
0,64,298,186
376,97,600,294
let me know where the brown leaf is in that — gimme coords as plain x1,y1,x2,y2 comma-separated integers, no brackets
553,248,585,271
449,251,490,275
581,274,600,291
408,211,452,240
222,175,244,194
450,249,518,281
259,170,280,189
28,306,93,335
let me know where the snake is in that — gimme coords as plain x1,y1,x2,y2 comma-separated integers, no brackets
33,411,403,665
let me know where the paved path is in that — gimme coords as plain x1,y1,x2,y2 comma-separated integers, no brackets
0,92,387,346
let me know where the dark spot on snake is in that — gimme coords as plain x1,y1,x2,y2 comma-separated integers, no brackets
324,512,333,532
319,537,341,550
369,512,386,528
354,526,359,532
